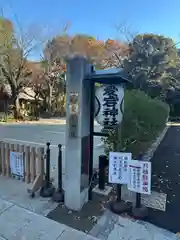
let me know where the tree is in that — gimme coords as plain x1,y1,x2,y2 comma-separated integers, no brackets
42,34,105,113
41,59,66,113
44,34,106,68
0,17,44,119
44,34,71,62
70,34,105,65
30,55,66,115
103,39,130,68
106,23,180,98
123,34,179,96
33,24,70,115
0,18,14,85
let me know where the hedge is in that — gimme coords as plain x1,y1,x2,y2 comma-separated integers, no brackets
103,89,169,158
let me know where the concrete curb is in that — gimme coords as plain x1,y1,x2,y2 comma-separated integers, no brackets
0,120,100,126
0,120,66,126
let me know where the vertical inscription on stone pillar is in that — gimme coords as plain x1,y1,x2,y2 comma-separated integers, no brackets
69,92,79,138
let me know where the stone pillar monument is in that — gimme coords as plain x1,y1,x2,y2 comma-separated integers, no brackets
64,56,92,211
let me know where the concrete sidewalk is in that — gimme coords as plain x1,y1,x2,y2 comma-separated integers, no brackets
0,198,98,240
89,210,180,240
0,198,179,240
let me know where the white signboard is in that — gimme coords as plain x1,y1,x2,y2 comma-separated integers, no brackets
109,152,132,184
10,151,24,178
128,160,151,195
95,84,124,127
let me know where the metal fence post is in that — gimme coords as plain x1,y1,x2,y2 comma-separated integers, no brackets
52,144,64,202
132,152,148,219
110,126,132,214
40,142,55,197
46,142,50,184
98,155,106,190
135,153,143,209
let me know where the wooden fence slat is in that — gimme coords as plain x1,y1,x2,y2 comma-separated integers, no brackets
37,147,44,176
25,146,31,184
27,147,45,195
19,145,25,181
16,144,19,152
0,142,5,175
10,144,15,152
30,147,36,182
0,142,3,174
5,143,10,177
12,144,18,179
0,142,1,173
0,142,46,189
13,144,17,152
9,144,14,177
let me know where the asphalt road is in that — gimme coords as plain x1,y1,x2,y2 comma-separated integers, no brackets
0,123,105,187
148,126,180,233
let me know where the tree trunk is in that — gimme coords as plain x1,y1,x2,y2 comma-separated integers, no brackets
48,85,53,113
13,95,23,120
4,100,8,122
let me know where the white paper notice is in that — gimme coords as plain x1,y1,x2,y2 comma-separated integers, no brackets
128,160,151,195
10,151,24,178
109,152,132,184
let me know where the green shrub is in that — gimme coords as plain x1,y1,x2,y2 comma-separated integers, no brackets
103,89,169,158
0,113,14,122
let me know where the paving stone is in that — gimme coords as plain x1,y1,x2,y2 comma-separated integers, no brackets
107,223,152,240
0,205,36,239
89,223,104,237
121,185,167,211
0,176,58,216
153,233,175,240
107,224,126,240
96,233,107,240
0,236,6,240
97,212,108,226
137,220,179,240
8,214,68,240
0,199,13,214
91,210,180,240
90,210,118,238
57,228,99,240
116,215,136,228
103,210,118,223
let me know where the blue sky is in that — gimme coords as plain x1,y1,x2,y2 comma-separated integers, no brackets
1,0,180,60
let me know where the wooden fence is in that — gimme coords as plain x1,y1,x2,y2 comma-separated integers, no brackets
0,142,45,186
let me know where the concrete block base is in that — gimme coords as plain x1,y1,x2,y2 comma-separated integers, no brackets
92,185,112,196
